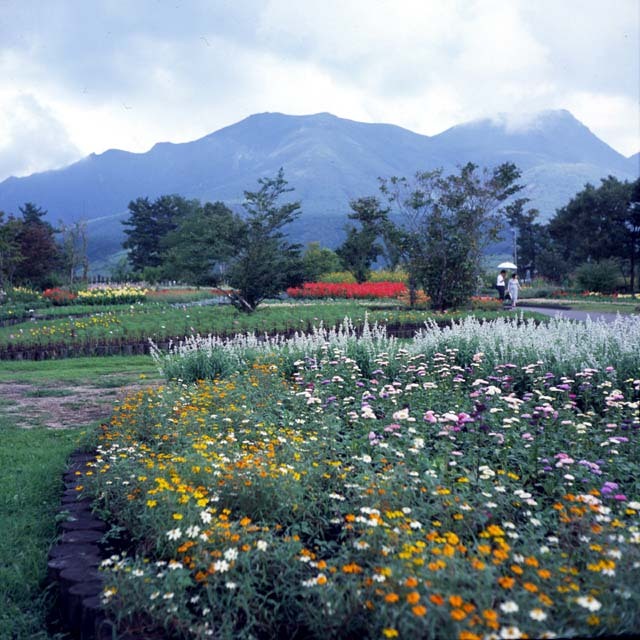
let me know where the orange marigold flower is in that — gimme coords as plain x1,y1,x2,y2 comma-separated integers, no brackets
406,591,421,605
524,556,539,567
412,605,428,617
538,569,551,580
511,565,524,575
482,609,498,621
449,595,464,607
450,608,467,621
384,592,400,603
458,632,481,640
523,582,538,593
430,593,445,606
405,576,419,588
342,563,363,574
498,576,515,589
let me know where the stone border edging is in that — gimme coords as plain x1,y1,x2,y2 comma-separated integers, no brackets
47,450,119,640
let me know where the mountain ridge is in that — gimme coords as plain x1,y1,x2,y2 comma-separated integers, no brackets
0,110,637,261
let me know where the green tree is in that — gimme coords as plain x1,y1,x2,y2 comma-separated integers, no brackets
0,212,23,289
162,201,244,285
505,199,548,277
122,195,197,273
381,163,523,310
302,242,341,281
227,169,304,312
336,197,388,283
548,176,633,266
14,203,61,289
59,220,88,285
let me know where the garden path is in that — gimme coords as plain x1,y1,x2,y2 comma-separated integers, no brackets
0,378,158,429
519,306,638,324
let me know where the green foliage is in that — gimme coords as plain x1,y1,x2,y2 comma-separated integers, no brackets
548,176,640,291
1,203,63,290
381,162,524,310
0,421,81,638
227,169,304,311
123,195,198,273
302,242,342,281
162,201,244,285
336,197,388,283
574,259,624,294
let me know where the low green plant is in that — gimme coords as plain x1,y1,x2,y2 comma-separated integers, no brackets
0,420,83,638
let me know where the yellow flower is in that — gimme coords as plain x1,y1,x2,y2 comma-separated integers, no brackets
382,629,399,638
146,499,157,508
172,513,183,520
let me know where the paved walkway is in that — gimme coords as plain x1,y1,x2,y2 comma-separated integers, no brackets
519,306,638,324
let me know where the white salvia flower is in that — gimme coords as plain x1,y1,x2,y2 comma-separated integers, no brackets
529,608,548,621
163,592,174,600
499,627,523,639
256,540,268,551
225,582,237,590
186,525,201,538
200,511,212,524
166,528,182,540
168,560,183,570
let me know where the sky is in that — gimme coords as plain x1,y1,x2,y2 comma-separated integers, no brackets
0,0,638,182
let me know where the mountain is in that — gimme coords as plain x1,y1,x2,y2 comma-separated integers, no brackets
0,110,636,265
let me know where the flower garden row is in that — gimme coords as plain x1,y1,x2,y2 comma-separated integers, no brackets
81,315,640,639
0,302,508,355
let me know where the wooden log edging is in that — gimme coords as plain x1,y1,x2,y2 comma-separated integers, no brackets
48,450,120,640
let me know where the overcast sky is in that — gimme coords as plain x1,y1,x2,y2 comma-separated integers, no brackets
1,0,638,182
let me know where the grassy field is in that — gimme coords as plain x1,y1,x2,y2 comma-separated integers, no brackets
0,418,84,639
0,353,159,639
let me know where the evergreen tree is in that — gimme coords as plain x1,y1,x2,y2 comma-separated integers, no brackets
228,169,304,311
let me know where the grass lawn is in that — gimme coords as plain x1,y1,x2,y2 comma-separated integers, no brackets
0,355,161,384
0,418,83,639
0,354,160,638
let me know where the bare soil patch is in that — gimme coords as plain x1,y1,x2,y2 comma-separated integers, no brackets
0,379,156,429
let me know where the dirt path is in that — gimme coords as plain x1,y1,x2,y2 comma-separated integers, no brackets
0,379,157,429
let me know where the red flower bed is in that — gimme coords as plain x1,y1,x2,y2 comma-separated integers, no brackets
42,287,77,306
287,281,407,299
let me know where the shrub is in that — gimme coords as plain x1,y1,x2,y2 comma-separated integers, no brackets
574,260,623,294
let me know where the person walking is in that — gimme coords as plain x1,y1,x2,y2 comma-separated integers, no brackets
507,273,520,309
496,270,506,300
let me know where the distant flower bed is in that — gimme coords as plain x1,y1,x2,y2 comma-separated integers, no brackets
42,287,77,306
42,285,147,306
287,281,407,299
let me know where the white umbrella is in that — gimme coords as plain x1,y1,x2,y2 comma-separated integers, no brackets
497,261,517,269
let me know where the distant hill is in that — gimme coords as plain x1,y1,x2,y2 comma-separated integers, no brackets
0,110,636,265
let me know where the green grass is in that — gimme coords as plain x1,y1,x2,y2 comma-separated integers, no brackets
0,353,159,637
0,417,84,639
0,355,160,384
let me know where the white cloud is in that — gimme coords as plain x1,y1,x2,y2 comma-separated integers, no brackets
0,0,637,182
0,93,81,179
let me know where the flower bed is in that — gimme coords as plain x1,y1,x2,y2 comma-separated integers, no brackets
287,281,407,300
83,316,640,639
